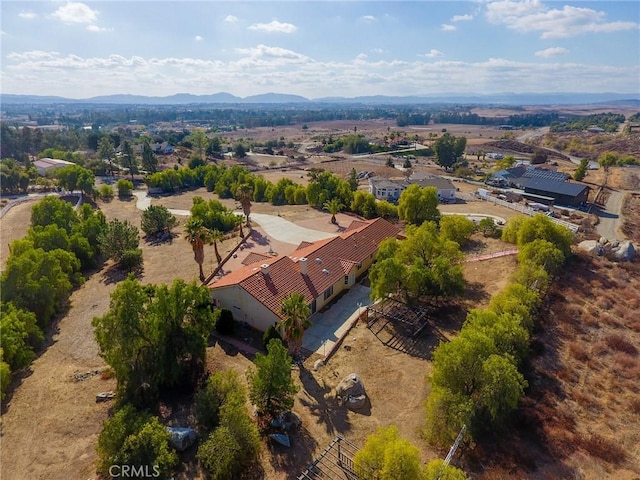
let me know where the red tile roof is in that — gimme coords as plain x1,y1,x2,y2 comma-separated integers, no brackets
211,218,399,319
241,252,270,266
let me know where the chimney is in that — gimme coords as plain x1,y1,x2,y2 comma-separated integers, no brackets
260,264,270,276
299,257,308,275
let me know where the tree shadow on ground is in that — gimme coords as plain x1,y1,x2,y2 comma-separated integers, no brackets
243,230,270,247
267,425,318,480
144,231,179,246
297,365,351,437
101,264,143,285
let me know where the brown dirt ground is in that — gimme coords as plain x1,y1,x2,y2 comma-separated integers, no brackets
0,184,520,480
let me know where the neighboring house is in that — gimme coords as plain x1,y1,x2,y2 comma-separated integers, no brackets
33,157,75,176
368,173,457,203
132,142,174,155
523,178,590,207
210,218,400,332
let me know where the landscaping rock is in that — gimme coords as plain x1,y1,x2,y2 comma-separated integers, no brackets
598,236,609,245
270,411,301,431
610,241,636,261
578,240,602,256
336,373,367,410
313,359,324,371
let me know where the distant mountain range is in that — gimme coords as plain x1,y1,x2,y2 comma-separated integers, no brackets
1,92,639,106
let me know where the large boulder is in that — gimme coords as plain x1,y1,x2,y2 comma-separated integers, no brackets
610,241,636,261
578,240,602,256
336,373,367,411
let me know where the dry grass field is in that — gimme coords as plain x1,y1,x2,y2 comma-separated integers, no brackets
2,116,638,479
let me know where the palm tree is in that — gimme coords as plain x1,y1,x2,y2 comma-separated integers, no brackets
279,292,312,356
236,183,253,225
184,218,211,282
210,228,223,265
323,199,344,225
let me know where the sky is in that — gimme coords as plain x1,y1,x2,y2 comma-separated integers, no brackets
1,1,639,99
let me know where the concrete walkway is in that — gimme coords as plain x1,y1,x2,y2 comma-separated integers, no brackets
133,190,191,216
302,284,371,359
440,211,507,225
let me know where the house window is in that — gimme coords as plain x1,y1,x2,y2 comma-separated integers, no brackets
344,275,349,285
323,286,334,300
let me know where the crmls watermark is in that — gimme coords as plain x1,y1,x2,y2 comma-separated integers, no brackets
108,465,161,478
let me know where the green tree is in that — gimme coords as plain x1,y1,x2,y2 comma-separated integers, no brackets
56,164,95,195
184,218,211,282
98,136,116,175
433,133,467,171
1,247,77,329
141,205,178,239
190,129,209,160
197,427,242,480
98,219,140,265
439,215,475,246
573,158,589,181
0,303,43,370
397,185,440,225
477,354,527,428
247,339,298,418
235,183,253,225
141,139,159,173
119,140,138,181
598,151,618,171
376,200,398,220
97,405,178,477
517,239,565,275
323,198,344,225
233,143,246,159
31,195,78,234
354,425,422,480
351,191,378,219
196,370,245,432
464,310,529,365
93,277,215,407
347,168,359,191
488,283,540,333
423,460,467,480
0,354,11,401
116,178,134,197
477,217,499,237
494,155,516,171
279,292,312,355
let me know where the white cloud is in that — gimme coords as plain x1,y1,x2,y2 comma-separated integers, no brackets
486,0,639,39
19,12,37,20
361,15,376,23
441,24,456,31
86,25,111,32
3,49,638,99
224,15,238,23
195,35,203,42
452,14,473,22
248,20,297,34
423,49,444,58
371,48,384,54
535,47,569,58
52,2,98,24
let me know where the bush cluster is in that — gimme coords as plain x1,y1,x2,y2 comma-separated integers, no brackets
425,214,572,445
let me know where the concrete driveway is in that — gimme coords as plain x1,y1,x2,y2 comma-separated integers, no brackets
302,284,372,358
248,212,338,245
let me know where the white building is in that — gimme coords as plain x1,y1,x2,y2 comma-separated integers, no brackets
368,172,457,203
33,158,75,176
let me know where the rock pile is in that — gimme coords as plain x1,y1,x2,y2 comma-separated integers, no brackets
336,373,368,411
577,237,636,261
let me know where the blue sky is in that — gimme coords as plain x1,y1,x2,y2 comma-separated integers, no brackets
1,1,639,98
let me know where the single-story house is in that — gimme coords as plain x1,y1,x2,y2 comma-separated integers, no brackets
33,157,75,176
210,218,400,332
368,173,456,203
523,178,590,207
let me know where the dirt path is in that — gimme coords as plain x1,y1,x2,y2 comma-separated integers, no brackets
596,189,626,240
0,273,117,480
